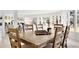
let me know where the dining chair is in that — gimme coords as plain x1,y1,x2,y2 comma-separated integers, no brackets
8,28,33,48
21,23,25,32
18,23,21,32
5,23,8,33
44,27,63,48
54,24,63,28
62,26,70,48
53,27,63,48
25,24,33,31
54,24,64,30
8,28,21,48
35,24,43,30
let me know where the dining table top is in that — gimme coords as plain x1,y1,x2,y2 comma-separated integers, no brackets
19,31,54,48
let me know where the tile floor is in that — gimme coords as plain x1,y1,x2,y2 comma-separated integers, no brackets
67,26,79,48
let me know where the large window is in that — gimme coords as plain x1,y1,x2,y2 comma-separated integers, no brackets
70,10,79,32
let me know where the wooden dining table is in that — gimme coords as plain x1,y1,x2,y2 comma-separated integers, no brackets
19,31,54,48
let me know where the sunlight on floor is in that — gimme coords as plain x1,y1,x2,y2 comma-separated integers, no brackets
70,27,79,32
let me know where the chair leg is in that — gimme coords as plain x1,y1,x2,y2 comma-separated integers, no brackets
52,42,55,48
61,43,67,48
52,45,54,48
61,43,64,48
65,44,67,48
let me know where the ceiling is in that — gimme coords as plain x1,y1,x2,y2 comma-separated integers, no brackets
0,10,61,14
17,10,61,15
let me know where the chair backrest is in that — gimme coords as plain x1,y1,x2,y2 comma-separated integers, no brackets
54,24,64,32
8,28,21,48
54,24,63,28
36,24,43,30
62,26,70,48
18,23,25,32
57,27,64,32
17,23,21,32
25,24,33,31
52,27,63,48
5,23,8,33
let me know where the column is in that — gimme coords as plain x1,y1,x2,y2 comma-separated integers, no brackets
14,10,18,28
67,10,70,26
74,10,77,32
